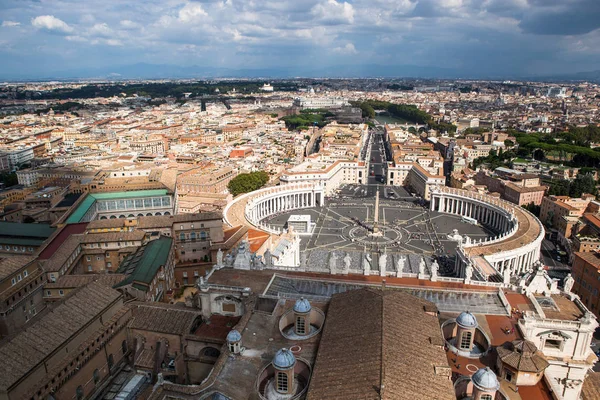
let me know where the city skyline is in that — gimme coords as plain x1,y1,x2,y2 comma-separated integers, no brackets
2,0,600,80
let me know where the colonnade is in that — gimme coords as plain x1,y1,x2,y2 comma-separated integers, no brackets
247,190,321,223
430,187,544,279
431,194,515,233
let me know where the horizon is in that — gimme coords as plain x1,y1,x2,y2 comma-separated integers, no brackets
2,0,600,80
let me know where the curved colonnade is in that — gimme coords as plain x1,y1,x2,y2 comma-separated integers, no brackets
224,184,325,234
430,187,544,279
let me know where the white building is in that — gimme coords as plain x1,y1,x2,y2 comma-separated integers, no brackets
279,159,367,195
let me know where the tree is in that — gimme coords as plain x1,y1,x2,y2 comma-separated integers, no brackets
569,174,597,197
504,139,515,147
522,203,541,217
227,171,270,196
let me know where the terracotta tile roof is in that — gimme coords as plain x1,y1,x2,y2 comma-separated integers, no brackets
582,372,600,400
80,231,146,243
496,340,549,373
44,273,128,289
41,234,83,272
0,281,121,391
306,288,454,400
0,255,36,280
129,302,202,336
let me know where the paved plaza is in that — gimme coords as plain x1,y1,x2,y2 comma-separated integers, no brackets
263,184,495,274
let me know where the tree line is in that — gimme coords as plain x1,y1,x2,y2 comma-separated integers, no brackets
227,171,270,197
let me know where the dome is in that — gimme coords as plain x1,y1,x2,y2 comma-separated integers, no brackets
472,367,500,391
273,348,296,369
226,330,242,343
456,311,478,328
293,297,311,313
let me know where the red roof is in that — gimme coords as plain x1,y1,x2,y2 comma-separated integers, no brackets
37,223,88,260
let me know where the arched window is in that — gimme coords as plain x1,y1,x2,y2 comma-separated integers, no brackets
76,386,84,400
180,232,186,241
121,340,128,355
202,347,221,358
108,354,114,370
460,331,472,350
200,231,207,240
276,372,288,393
93,369,100,384
190,232,196,240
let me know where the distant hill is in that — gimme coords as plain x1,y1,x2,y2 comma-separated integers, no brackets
1,62,463,81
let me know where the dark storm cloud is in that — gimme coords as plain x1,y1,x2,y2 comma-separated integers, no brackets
518,0,600,35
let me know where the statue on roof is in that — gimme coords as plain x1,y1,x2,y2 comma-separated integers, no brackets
396,255,405,278
379,252,387,277
563,273,574,294
343,253,352,274
329,252,337,274
430,259,439,281
364,253,371,275
465,263,473,282
503,266,511,285
216,248,224,267
264,249,273,268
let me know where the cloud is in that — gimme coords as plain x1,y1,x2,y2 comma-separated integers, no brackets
518,0,600,35
311,0,355,25
88,23,113,38
120,20,140,29
178,3,208,23
31,15,73,34
333,42,358,54
2,21,21,27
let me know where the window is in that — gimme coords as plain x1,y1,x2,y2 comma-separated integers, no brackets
182,272,188,278
481,395,492,400
11,278,16,286
97,256,101,261
46,290,51,296
122,340,128,355
505,370,513,382
545,339,562,350
93,369,100,384
460,331,472,350
222,303,236,313
190,232,196,240
23,270,28,277
108,354,114,370
276,372,288,393
180,233,186,241
76,386,84,400
107,262,112,268
59,290,64,296
17,274,22,282
86,256,91,262
296,316,306,334
88,265,93,272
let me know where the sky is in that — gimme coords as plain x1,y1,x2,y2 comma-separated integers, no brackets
1,0,600,79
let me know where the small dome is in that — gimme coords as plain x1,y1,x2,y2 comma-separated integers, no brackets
293,298,311,313
456,311,478,328
472,367,500,391
226,330,241,343
273,348,296,369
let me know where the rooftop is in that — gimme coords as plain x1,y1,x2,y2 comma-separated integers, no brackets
66,189,169,224
115,236,173,291
129,302,201,336
0,281,121,391
0,255,36,280
307,288,455,400
0,221,55,239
